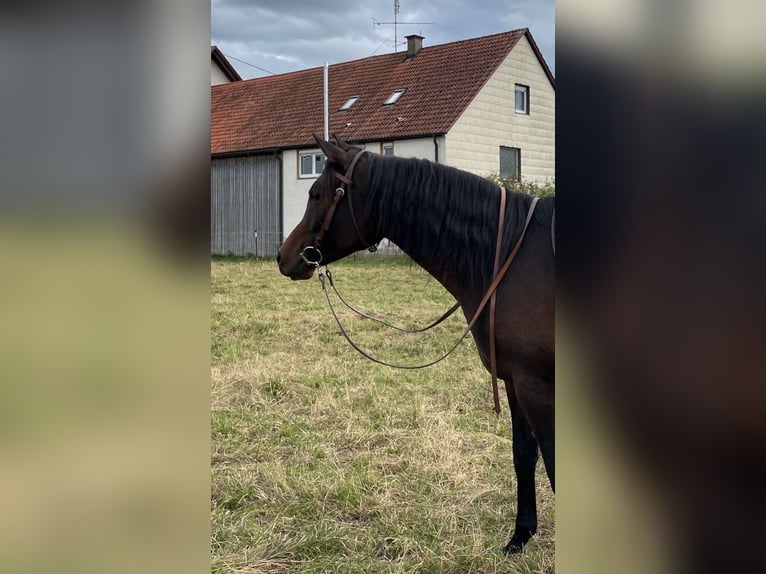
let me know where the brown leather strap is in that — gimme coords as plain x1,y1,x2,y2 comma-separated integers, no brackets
314,149,367,248
333,146,366,185
320,269,478,370
304,148,374,268
465,195,539,414
326,267,461,333
319,194,540,384
335,150,376,251
318,149,375,251
489,187,508,414
470,195,539,321
315,187,345,246
467,196,539,336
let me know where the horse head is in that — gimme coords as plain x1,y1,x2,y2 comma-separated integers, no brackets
277,134,379,280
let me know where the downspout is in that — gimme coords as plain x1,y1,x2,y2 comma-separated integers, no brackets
275,151,284,242
433,134,439,163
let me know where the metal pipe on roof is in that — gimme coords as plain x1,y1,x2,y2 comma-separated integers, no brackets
323,62,329,141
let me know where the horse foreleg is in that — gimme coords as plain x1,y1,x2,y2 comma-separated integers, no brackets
503,379,540,555
518,377,555,493
535,411,554,493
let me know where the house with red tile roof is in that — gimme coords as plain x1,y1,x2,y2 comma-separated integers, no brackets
211,28,554,256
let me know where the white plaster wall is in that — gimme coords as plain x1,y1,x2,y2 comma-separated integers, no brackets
378,137,440,161
281,138,445,235
282,149,309,235
445,35,555,183
211,62,231,86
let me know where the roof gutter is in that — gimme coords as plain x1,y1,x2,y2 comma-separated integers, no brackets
211,147,283,159
212,133,448,158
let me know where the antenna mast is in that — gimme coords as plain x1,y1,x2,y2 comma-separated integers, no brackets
373,0,434,53
394,0,399,51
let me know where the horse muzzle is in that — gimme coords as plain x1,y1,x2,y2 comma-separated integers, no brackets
277,247,319,280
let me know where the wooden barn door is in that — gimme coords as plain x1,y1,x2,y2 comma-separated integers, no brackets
211,155,282,256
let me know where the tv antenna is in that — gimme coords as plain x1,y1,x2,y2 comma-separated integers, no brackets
373,0,434,52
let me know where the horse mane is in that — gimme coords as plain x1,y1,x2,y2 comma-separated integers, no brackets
364,153,535,289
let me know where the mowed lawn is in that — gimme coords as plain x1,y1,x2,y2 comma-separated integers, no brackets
211,256,554,573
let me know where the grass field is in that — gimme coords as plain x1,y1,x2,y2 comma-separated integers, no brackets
211,256,554,573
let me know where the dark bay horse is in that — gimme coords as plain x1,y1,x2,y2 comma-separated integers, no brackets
277,134,554,555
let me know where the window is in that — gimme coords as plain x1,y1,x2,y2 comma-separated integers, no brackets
500,146,521,180
339,96,359,111
299,151,325,178
382,142,394,156
515,84,529,114
383,89,405,105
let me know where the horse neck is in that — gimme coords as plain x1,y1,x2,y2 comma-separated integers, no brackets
369,158,497,306
386,231,468,301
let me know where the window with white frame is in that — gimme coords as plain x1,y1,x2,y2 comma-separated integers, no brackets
514,84,529,114
500,146,521,180
339,96,359,111
299,151,326,178
383,89,405,105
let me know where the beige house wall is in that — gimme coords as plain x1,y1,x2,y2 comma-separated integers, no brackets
445,35,555,183
281,137,445,235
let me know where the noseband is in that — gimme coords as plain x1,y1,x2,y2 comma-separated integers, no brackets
300,149,376,267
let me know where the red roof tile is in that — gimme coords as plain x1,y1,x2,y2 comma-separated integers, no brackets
211,29,552,155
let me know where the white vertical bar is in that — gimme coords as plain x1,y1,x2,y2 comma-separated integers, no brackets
323,62,329,141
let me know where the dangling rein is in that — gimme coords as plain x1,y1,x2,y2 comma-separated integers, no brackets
316,189,539,415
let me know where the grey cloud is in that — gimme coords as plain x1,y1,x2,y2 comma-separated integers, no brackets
212,0,554,79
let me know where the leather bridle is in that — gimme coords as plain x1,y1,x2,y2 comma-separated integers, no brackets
300,149,375,268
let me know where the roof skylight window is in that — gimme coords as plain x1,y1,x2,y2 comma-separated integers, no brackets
339,96,359,111
383,89,406,105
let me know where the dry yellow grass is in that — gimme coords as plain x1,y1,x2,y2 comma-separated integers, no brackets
212,256,554,573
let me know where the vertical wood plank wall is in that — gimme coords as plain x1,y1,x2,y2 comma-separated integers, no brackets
211,155,281,256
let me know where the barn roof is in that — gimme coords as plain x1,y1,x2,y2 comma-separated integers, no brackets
211,28,553,155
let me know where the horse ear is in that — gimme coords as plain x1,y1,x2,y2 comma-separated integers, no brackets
332,133,351,151
312,133,347,164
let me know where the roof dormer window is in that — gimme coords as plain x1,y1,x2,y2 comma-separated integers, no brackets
339,96,359,111
383,89,405,105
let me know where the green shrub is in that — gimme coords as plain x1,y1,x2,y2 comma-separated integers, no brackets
486,173,555,198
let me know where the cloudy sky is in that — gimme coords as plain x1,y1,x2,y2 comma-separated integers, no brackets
211,0,554,80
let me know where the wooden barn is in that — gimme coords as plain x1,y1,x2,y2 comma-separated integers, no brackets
210,28,554,256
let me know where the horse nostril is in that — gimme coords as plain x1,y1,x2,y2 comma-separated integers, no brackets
276,251,282,264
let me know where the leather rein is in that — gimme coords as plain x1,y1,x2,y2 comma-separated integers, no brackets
302,149,539,415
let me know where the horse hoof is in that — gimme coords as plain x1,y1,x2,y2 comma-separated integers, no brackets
503,533,533,556
503,541,524,556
